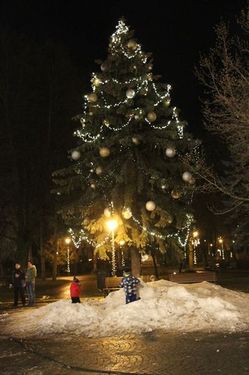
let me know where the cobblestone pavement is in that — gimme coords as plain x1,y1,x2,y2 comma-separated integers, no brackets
1,330,249,375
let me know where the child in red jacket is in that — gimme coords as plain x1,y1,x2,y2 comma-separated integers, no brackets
70,276,81,303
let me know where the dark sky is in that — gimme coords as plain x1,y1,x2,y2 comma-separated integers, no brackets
0,0,247,134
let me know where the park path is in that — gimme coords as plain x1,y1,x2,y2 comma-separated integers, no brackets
1,328,249,374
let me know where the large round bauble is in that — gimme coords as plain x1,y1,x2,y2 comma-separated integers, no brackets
171,190,181,199
126,89,135,99
122,207,132,219
87,93,98,103
145,201,156,211
132,137,140,145
104,208,111,218
165,147,176,158
71,150,81,160
99,147,110,158
127,39,137,50
182,171,192,182
146,111,157,123
95,166,102,175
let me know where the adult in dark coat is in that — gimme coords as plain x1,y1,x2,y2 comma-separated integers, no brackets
11,263,26,307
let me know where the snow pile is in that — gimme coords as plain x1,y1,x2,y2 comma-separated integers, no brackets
3,280,249,337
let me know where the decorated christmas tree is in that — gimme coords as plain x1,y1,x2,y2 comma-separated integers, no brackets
54,20,198,276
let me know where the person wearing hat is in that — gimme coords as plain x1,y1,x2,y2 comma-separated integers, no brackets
120,268,140,304
70,276,81,303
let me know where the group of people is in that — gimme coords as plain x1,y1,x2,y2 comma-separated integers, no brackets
10,262,139,307
10,261,37,307
69,267,140,305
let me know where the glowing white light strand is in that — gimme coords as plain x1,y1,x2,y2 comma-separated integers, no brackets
131,213,193,247
172,107,184,139
121,250,125,267
66,246,70,273
109,20,147,62
91,74,148,89
68,228,110,249
92,80,148,110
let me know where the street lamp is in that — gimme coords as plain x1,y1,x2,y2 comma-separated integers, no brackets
65,237,71,273
106,218,119,276
218,236,225,260
192,230,200,265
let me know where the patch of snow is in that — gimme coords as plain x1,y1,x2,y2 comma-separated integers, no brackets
3,280,249,337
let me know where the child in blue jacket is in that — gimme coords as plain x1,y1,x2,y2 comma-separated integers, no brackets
120,268,140,304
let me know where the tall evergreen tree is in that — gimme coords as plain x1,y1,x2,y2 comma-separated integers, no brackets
54,20,199,275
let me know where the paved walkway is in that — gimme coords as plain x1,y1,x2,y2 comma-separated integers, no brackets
1,330,249,374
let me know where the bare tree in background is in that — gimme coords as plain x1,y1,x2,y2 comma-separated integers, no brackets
195,4,249,246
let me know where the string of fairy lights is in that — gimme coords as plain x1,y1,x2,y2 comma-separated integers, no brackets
67,210,193,252
131,213,193,247
68,228,110,249
75,81,173,144
110,19,147,63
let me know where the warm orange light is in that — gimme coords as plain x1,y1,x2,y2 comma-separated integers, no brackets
218,237,223,244
106,218,118,232
193,230,199,238
65,237,71,245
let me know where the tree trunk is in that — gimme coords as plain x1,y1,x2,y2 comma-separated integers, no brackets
131,248,141,277
40,220,46,280
151,249,159,279
73,262,78,276
52,246,57,281
188,241,194,271
0,259,4,277
92,250,97,273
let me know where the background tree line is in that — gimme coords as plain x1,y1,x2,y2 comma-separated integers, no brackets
0,29,82,277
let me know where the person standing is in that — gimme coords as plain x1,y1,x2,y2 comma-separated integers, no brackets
11,263,26,307
26,260,37,306
120,268,140,304
70,276,81,303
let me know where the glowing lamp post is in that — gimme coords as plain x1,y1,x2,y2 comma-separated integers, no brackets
192,230,200,265
65,237,71,273
106,218,118,276
218,237,225,260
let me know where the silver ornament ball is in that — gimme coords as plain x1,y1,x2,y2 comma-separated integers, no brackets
182,171,192,182
126,89,135,99
145,201,156,211
165,147,176,158
99,147,110,158
71,150,81,160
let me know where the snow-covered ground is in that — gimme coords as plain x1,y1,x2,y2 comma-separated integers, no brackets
2,280,249,337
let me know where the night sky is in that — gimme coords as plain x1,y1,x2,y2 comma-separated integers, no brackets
0,0,246,137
